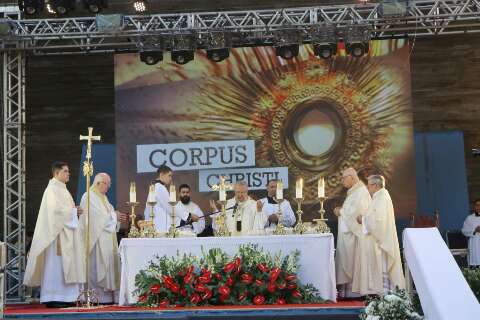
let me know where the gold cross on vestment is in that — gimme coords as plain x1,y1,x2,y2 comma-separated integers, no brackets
79,127,101,160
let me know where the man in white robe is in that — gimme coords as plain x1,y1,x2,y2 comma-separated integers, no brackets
175,184,205,235
257,179,296,229
353,175,405,295
79,173,128,304
462,199,480,266
144,165,187,233
334,167,371,298
210,181,267,236
24,161,85,308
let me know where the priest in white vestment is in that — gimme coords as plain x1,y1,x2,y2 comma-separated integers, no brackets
144,165,187,233
175,184,205,235
211,181,267,236
79,173,127,304
334,167,371,298
462,199,480,266
257,179,296,229
24,162,85,307
353,175,405,295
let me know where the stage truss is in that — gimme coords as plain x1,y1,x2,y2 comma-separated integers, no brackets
1,0,480,301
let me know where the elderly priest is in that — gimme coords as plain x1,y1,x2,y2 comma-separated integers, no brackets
79,173,128,304
24,162,85,308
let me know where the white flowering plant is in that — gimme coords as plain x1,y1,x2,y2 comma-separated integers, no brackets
360,288,423,320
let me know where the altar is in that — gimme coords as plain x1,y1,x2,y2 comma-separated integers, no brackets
118,234,337,305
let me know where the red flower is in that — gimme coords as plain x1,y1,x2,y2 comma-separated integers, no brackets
277,298,286,305
202,268,212,277
218,285,231,297
234,257,242,267
238,292,248,301
180,288,187,297
277,280,286,290
195,283,208,293
186,265,194,275
201,289,212,300
224,262,236,273
198,275,211,284
255,279,264,286
183,273,194,284
292,290,302,298
286,283,297,290
170,283,180,293
226,276,234,287
159,298,169,308
190,293,201,305
150,284,161,294
269,267,281,282
240,273,253,284
257,263,269,273
253,295,266,305
138,293,147,302
267,282,276,293
285,274,296,282
162,275,175,286
214,273,222,280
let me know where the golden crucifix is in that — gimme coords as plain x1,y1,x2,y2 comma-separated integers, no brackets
77,127,101,308
211,176,233,237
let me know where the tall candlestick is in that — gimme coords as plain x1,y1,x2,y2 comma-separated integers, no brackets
147,184,155,203
129,182,136,203
169,184,176,202
296,178,303,199
219,176,226,201
276,180,283,200
318,178,325,198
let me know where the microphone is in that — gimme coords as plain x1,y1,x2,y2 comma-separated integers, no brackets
232,202,241,232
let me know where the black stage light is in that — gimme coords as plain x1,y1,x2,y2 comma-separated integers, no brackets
171,50,194,65
275,44,299,60
84,0,107,14
19,0,45,15
206,48,229,62
140,50,163,65
49,0,75,15
133,0,147,13
313,43,337,59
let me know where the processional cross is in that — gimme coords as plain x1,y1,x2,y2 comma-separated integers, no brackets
211,176,233,237
77,127,101,308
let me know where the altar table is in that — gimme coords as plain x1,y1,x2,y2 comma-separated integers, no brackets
118,234,337,305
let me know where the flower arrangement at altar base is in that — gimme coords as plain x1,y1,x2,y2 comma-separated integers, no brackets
134,244,325,307
360,288,423,320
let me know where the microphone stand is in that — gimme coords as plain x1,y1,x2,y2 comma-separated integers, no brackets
176,206,236,228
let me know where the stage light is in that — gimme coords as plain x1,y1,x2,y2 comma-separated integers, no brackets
206,31,231,62
83,0,107,14
207,48,229,62
274,29,302,60
133,0,147,13
49,0,75,15
311,25,337,59
345,24,370,58
19,0,44,15
140,50,163,65
172,33,196,65
275,44,299,60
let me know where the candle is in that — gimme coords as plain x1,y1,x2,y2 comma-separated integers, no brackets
129,182,136,203
147,184,156,203
295,177,303,199
169,184,176,202
219,176,226,202
276,180,283,200
318,177,325,198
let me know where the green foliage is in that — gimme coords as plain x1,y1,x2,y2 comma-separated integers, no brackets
359,288,423,320
463,267,480,302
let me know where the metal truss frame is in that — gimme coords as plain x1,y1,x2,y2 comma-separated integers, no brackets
0,0,479,54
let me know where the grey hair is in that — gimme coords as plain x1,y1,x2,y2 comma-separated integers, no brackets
235,180,248,188
93,172,110,185
368,175,385,188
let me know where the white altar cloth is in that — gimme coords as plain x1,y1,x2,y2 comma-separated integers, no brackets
119,234,336,305
403,228,480,320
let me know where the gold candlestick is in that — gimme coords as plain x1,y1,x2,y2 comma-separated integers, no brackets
273,199,286,235
167,201,179,238
313,196,330,233
127,201,140,238
294,198,307,234
214,200,230,237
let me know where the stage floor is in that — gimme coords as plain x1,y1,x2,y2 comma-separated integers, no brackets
4,301,365,320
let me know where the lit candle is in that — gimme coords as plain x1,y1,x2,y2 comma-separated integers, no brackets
129,182,136,203
169,184,176,202
295,177,303,199
276,180,283,200
219,176,226,202
318,177,325,198
147,184,156,203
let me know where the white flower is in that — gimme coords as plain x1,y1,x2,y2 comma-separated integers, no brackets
366,316,380,320
384,294,403,303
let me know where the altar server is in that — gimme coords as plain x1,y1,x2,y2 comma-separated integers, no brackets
257,179,296,228
462,199,480,266
175,184,204,235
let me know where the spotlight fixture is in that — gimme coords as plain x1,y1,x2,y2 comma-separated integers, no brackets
171,33,196,65
19,0,45,15
345,24,371,58
133,0,147,13
49,0,75,15
83,0,107,14
206,31,232,62
274,29,302,60
311,25,337,59
140,50,163,65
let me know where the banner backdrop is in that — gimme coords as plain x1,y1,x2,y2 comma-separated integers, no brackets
115,40,416,220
